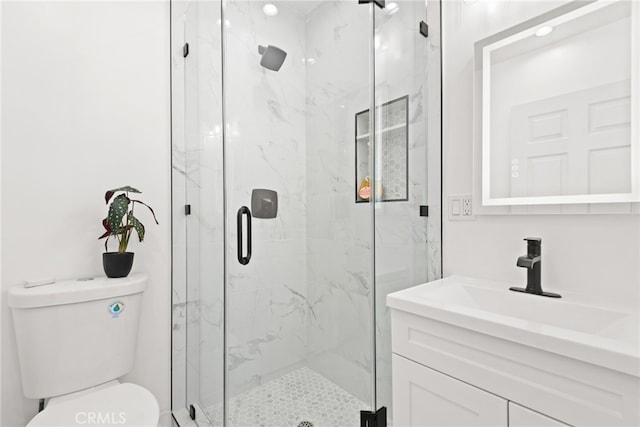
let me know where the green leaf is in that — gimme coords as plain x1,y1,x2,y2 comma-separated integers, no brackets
105,186,141,204
128,212,146,242
108,194,130,233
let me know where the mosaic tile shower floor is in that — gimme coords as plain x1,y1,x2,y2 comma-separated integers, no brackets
206,367,367,427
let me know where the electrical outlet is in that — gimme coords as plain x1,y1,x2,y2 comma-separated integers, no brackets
448,194,475,221
462,197,472,216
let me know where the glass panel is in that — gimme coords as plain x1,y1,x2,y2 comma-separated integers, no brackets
184,3,202,418
373,0,442,422
170,1,190,417
171,1,225,424
222,1,375,425
192,1,226,423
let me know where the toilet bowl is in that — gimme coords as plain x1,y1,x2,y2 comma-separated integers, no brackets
8,274,158,427
27,381,159,427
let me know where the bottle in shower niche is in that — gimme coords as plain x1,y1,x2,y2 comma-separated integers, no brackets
358,176,384,201
359,176,371,201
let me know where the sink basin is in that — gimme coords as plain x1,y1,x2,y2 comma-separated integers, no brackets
387,275,639,376
409,279,632,336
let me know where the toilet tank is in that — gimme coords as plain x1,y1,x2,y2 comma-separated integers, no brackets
8,274,148,399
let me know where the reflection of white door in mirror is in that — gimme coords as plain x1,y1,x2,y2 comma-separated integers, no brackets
510,80,631,198
475,0,640,209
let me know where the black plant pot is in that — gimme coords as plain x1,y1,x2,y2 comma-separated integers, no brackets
103,252,134,278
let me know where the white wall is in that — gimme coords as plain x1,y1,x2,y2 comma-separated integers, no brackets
443,0,640,305
1,2,171,426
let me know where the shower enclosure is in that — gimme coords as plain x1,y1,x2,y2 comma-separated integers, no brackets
171,0,441,425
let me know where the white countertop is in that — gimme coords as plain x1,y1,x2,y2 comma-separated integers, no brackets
387,275,640,377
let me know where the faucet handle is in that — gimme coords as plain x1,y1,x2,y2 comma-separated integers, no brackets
524,237,541,245
523,237,542,256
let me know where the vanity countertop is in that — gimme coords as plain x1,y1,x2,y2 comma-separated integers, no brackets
387,275,640,377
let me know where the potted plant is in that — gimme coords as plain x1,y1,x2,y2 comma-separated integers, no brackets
99,186,158,278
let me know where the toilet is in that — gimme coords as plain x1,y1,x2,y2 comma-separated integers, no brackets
8,273,159,426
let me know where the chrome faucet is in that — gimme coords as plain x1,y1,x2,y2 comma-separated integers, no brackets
510,238,561,298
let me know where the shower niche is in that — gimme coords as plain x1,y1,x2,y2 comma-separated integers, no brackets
355,95,409,203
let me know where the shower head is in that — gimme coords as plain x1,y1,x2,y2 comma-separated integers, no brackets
258,44,287,71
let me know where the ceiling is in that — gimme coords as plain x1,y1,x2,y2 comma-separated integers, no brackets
279,0,324,17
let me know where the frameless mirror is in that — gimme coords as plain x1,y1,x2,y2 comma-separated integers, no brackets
476,0,639,206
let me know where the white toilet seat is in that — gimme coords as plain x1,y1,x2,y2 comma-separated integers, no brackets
27,382,159,427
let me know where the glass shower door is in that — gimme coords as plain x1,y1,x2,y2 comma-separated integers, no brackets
372,0,442,420
221,1,376,425
171,0,442,424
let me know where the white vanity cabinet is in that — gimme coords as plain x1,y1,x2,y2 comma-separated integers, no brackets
393,354,569,427
509,403,570,427
392,354,507,426
388,277,640,427
392,355,570,427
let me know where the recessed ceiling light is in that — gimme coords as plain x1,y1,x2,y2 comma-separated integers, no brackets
535,26,553,37
385,2,399,14
263,3,278,16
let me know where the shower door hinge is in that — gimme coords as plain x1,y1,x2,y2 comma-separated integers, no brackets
189,404,196,420
185,204,191,215
358,0,385,9
183,42,190,58
419,21,429,38
360,407,387,427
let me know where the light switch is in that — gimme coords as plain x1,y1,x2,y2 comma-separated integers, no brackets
449,194,475,221
451,199,461,216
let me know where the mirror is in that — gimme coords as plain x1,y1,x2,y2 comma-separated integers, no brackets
476,0,639,206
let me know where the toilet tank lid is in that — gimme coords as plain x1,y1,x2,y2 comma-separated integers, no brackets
8,273,148,309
